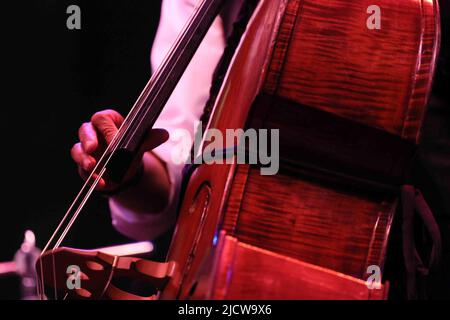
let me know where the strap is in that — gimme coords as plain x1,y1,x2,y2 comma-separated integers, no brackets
401,185,442,299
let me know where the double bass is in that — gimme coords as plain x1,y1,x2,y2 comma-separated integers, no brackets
37,0,441,299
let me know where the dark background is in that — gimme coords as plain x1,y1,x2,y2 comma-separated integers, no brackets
0,1,162,298
0,0,448,300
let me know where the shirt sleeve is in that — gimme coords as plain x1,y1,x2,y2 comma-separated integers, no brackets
109,0,226,241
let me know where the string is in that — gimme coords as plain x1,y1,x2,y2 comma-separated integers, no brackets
53,168,107,249
37,0,215,300
48,0,210,254
48,0,213,253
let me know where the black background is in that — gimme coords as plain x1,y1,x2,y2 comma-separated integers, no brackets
0,1,162,298
0,0,448,300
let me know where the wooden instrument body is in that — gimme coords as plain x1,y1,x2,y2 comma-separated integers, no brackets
161,0,440,300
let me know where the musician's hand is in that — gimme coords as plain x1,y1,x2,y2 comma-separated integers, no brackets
71,109,169,191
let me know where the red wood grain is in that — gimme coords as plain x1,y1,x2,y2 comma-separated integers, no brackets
223,167,396,279
268,0,440,142
211,236,388,300
164,0,440,300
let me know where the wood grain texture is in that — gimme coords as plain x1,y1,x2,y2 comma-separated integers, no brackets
164,0,440,300
162,0,286,299
211,236,388,300
224,167,396,279
266,0,440,142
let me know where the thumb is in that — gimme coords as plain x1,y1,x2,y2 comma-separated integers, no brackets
139,128,169,154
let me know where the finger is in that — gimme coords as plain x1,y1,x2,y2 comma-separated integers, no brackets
78,167,107,190
78,122,98,154
78,166,89,181
71,143,96,172
91,110,124,145
96,177,107,190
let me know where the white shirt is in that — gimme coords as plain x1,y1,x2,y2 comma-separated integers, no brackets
109,0,233,240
